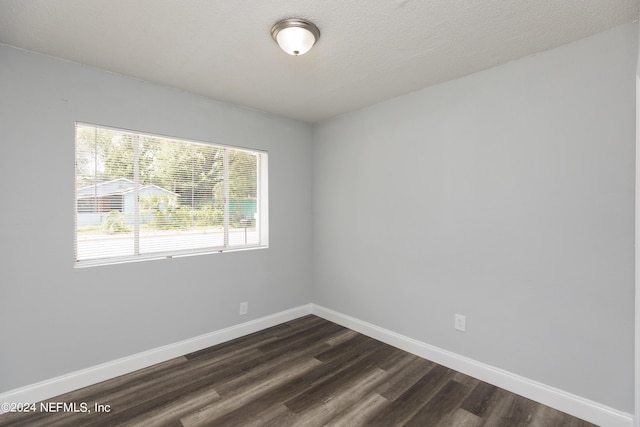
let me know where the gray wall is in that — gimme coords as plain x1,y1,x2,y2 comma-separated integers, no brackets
312,23,636,412
0,45,313,393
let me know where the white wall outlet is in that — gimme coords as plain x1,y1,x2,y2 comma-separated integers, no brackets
239,302,248,315
454,313,466,332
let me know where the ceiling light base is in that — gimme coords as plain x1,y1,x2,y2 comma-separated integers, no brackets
271,18,320,56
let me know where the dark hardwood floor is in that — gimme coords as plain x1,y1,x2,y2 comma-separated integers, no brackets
0,315,597,426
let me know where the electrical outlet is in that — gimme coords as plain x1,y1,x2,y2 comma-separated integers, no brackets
239,302,248,315
454,313,466,332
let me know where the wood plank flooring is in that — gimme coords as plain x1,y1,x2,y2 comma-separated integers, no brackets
0,315,598,426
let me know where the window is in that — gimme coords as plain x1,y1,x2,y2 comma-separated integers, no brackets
74,123,268,267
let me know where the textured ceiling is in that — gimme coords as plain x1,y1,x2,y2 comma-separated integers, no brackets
0,0,638,122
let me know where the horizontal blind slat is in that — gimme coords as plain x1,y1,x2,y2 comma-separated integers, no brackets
75,124,266,266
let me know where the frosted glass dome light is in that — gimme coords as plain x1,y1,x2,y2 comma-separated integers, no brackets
271,18,320,56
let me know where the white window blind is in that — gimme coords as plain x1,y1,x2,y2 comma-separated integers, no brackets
74,123,268,267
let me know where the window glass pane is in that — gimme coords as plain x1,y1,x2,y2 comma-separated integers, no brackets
75,123,267,266
229,150,258,246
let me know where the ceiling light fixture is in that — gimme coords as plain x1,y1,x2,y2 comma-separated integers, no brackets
271,18,320,56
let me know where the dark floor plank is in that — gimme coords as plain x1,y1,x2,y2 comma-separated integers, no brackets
284,339,396,414
325,392,391,427
80,349,266,426
214,337,332,397
258,315,326,340
184,361,324,426
0,316,598,427
256,321,346,354
293,365,388,425
453,371,481,388
376,347,419,372
367,364,454,425
438,408,484,427
375,354,435,401
179,322,347,424
312,333,371,362
192,332,384,425
324,329,359,346
503,394,540,426
461,380,500,417
299,338,379,385
183,315,325,362
241,403,299,427
530,403,599,427
184,328,275,361
118,384,221,427
480,390,540,427
0,356,190,427
179,356,322,426
405,379,470,426
52,345,262,427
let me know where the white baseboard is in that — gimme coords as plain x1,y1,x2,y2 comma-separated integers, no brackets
0,304,313,414
1,303,633,426
311,304,634,427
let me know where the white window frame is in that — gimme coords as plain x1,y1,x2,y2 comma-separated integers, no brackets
74,123,268,268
